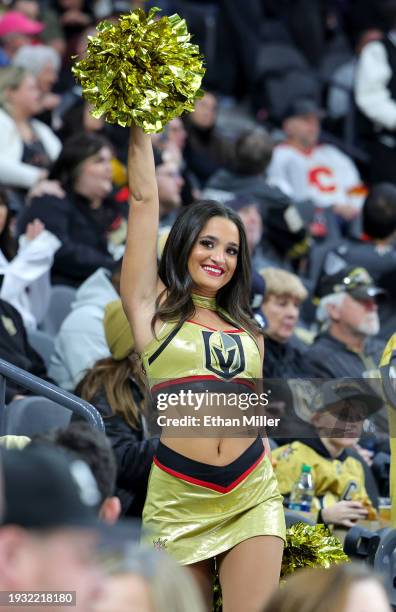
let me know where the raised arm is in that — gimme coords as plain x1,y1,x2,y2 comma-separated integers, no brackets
120,125,162,351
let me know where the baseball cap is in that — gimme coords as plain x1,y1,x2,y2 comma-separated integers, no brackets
104,299,134,361
283,98,325,121
310,379,383,419
1,444,101,529
0,11,44,38
317,266,386,301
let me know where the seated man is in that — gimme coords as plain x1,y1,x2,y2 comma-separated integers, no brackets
273,380,383,527
267,98,366,223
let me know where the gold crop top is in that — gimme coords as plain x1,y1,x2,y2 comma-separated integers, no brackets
140,294,262,395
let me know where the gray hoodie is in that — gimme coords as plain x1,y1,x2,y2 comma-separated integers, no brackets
49,268,118,391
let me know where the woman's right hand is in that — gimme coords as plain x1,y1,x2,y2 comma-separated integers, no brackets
27,179,65,202
25,219,45,241
321,501,368,527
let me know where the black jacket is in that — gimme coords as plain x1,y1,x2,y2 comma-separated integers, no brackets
0,299,50,403
306,331,385,379
319,237,396,340
75,383,158,517
17,192,118,286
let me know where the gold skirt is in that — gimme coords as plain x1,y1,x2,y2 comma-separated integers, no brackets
142,444,286,565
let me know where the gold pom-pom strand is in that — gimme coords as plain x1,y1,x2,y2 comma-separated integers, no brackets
72,7,206,133
281,523,349,578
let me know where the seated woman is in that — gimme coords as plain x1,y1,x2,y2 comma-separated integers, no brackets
0,188,60,328
0,66,62,204
260,267,310,379
17,133,124,286
260,267,316,441
75,299,158,518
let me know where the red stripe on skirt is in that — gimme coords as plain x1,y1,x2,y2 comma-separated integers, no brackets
153,451,265,493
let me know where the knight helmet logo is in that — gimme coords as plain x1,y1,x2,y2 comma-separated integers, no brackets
202,330,245,379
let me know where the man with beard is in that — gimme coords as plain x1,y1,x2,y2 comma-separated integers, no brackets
307,266,386,379
306,266,387,444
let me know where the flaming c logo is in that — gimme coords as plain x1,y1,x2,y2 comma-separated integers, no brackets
309,166,337,193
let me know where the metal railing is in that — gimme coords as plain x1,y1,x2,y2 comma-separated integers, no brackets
0,359,104,434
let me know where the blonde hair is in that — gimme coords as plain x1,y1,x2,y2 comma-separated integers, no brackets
261,267,308,302
0,66,29,109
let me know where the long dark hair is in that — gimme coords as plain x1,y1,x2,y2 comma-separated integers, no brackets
49,133,112,189
155,200,261,336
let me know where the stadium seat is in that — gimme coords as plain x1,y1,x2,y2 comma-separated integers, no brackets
2,396,71,437
27,328,55,370
40,285,77,336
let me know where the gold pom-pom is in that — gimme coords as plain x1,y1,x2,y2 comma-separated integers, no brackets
282,523,349,577
72,7,206,133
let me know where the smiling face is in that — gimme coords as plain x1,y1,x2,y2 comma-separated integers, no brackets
187,216,240,297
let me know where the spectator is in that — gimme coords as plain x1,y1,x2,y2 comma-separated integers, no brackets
273,380,382,527
316,183,396,340
206,128,309,269
328,29,382,122
260,267,310,378
267,98,366,222
309,265,391,454
0,10,44,66
10,1,65,55
17,133,122,286
206,127,274,201
0,444,104,612
355,1,396,184
13,44,62,126
154,150,184,229
183,92,232,187
0,189,60,329
0,66,62,202
94,546,205,612
152,117,197,207
308,266,386,379
33,422,121,525
75,299,158,517
263,563,391,612
259,267,315,442
0,297,53,403
49,263,121,391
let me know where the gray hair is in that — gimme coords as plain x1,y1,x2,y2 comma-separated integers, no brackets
13,44,61,75
316,292,346,324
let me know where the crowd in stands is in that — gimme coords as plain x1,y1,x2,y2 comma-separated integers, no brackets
0,0,396,610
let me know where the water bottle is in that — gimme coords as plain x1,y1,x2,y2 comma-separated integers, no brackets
288,464,314,512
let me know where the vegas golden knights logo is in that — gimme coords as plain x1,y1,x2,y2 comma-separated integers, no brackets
202,331,245,379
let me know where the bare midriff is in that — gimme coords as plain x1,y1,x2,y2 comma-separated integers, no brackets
160,437,259,465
